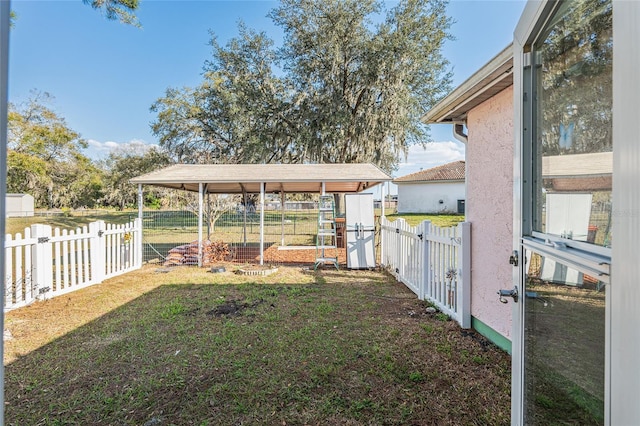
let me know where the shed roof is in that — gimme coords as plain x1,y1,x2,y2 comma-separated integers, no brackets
542,152,612,178
130,163,392,194
393,161,465,184
542,152,612,192
421,44,513,124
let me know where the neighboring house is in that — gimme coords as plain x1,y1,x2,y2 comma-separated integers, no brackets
6,193,35,217
424,0,639,423
393,161,465,214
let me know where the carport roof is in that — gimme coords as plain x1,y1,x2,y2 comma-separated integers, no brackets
130,163,392,194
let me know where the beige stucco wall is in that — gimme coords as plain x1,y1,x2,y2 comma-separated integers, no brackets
466,86,514,339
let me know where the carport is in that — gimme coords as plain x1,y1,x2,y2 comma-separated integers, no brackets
130,163,392,266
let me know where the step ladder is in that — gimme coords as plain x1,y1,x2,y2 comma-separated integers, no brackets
315,195,339,270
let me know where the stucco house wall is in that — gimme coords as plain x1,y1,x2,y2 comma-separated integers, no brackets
466,86,514,340
396,181,465,214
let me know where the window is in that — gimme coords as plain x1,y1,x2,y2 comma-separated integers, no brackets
531,0,612,249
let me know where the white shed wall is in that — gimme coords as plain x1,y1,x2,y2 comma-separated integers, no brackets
396,181,464,214
6,194,34,217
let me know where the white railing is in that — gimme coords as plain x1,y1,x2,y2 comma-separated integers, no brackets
380,217,471,328
4,219,142,311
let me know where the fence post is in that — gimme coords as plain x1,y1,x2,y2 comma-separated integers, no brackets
379,215,385,268
457,222,471,329
89,221,106,284
5,234,12,308
134,218,143,268
31,224,53,301
421,220,431,301
382,218,389,269
397,219,404,279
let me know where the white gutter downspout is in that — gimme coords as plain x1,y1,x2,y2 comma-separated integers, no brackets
453,121,468,144
453,121,468,221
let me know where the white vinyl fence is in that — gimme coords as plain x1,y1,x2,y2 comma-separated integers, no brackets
4,219,142,311
381,217,471,328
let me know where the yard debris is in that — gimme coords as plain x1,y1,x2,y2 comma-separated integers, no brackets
163,240,232,267
3,329,12,341
143,417,163,426
236,265,278,276
425,307,437,314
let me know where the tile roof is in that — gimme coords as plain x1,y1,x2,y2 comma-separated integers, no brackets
393,160,465,183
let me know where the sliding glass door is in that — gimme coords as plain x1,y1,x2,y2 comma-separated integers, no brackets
517,0,612,423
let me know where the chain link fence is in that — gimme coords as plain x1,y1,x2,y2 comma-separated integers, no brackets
141,206,320,266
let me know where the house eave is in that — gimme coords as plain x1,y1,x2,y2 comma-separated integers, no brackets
422,43,514,124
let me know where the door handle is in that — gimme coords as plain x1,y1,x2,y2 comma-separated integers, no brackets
498,287,519,303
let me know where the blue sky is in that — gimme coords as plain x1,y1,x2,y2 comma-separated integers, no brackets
8,0,526,179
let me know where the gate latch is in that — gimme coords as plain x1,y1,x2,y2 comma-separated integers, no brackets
498,287,519,304
509,250,519,267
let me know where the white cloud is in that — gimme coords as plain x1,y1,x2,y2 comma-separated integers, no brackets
84,138,159,159
395,140,465,178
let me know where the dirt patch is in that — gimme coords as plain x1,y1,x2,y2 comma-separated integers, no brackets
206,299,265,317
262,245,346,265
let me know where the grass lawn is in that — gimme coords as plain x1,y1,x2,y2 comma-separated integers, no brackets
6,211,136,236
385,213,465,228
4,265,510,425
7,211,464,237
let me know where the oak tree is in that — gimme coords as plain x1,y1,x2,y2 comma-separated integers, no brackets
151,0,453,173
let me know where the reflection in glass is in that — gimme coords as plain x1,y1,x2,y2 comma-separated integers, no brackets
533,0,612,247
523,251,605,425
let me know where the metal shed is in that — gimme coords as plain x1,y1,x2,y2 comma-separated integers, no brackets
130,163,392,265
6,193,35,217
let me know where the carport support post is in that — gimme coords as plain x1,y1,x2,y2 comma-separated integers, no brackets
137,184,143,265
198,182,203,267
242,190,247,246
137,184,143,221
281,191,285,246
259,182,265,265
380,183,386,265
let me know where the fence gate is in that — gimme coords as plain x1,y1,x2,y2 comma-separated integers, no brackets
5,219,142,311
380,217,471,328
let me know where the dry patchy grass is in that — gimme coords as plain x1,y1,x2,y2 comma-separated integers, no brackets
4,265,510,425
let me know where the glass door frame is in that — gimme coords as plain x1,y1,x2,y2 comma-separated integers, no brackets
512,1,613,424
